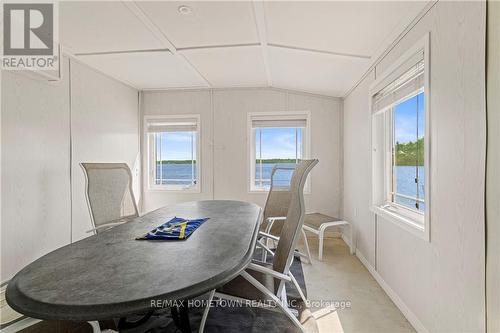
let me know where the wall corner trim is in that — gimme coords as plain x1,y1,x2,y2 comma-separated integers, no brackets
355,249,429,333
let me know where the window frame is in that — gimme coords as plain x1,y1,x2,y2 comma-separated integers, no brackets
247,111,311,193
145,114,201,193
370,33,431,241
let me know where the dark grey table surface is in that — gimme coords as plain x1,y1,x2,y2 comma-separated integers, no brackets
6,200,262,321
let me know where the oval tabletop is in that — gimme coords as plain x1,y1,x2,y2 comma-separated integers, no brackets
6,200,262,321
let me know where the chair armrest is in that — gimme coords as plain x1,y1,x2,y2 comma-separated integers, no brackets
86,221,126,233
256,239,275,256
267,217,286,222
272,166,297,171
258,231,279,241
246,263,291,282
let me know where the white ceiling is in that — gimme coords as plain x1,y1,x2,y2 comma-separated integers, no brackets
60,2,163,54
136,1,260,49
78,51,208,89
268,45,369,97
60,1,429,97
181,45,268,87
265,1,426,58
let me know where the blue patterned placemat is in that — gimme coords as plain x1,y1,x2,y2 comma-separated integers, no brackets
136,217,209,240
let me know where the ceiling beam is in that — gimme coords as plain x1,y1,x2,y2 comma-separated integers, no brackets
252,0,272,87
177,43,260,52
268,43,371,60
74,48,171,57
123,1,212,88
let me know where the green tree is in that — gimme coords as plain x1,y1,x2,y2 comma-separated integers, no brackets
395,138,424,166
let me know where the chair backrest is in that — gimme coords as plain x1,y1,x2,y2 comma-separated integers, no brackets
81,163,139,232
272,159,318,283
262,166,293,226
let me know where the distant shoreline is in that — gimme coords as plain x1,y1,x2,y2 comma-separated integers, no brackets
155,157,422,166
156,158,299,164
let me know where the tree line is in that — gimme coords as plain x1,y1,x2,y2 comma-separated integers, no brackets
395,138,424,166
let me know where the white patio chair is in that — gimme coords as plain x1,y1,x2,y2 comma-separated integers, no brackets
81,163,139,235
198,159,318,333
259,165,313,264
81,163,168,333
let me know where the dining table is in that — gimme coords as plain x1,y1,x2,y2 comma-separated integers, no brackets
6,200,262,332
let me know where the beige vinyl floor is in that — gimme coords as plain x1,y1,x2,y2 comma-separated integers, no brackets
7,236,416,333
299,237,416,333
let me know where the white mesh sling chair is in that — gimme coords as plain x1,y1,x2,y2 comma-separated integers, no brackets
259,165,313,264
81,163,139,235
81,163,164,333
198,159,318,333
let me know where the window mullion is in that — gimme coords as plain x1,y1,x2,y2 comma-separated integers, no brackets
154,133,158,185
391,109,396,203
295,128,298,163
259,128,263,188
191,131,194,186
158,133,162,185
415,94,420,209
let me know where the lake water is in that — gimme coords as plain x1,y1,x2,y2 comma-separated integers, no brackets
155,163,197,185
394,165,425,211
156,163,425,210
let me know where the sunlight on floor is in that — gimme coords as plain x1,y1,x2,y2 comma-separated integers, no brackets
298,237,415,333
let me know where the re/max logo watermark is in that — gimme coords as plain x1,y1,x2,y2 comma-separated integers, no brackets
2,2,59,70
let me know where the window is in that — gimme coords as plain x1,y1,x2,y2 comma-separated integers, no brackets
248,112,310,191
392,92,425,212
371,34,429,240
145,115,200,191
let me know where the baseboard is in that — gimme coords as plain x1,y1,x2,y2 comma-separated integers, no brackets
340,233,352,249
355,249,429,333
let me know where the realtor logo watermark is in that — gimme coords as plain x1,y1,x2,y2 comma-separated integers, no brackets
2,1,59,70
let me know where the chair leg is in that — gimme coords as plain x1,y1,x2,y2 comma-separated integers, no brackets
301,228,312,264
319,227,326,261
289,272,307,303
87,321,101,333
240,271,305,333
262,218,276,262
349,224,355,255
198,289,215,333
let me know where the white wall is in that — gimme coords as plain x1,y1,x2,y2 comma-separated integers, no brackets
486,0,500,331
70,60,139,241
141,88,342,217
1,57,140,281
343,2,486,332
342,70,375,264
1,60,71,282
140,90,213,211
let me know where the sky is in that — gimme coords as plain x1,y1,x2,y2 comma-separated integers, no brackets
394,92,425,144
155,131,195,160
156,127,304,161
256,127,303,159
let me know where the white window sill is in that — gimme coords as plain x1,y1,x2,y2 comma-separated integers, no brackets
370,205,429,241
147,186,201,193
249,185,311,194
248,189,312,195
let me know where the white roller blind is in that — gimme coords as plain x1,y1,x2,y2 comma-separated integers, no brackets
146,118,198,133
251,115,307,128
372,50,425,114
